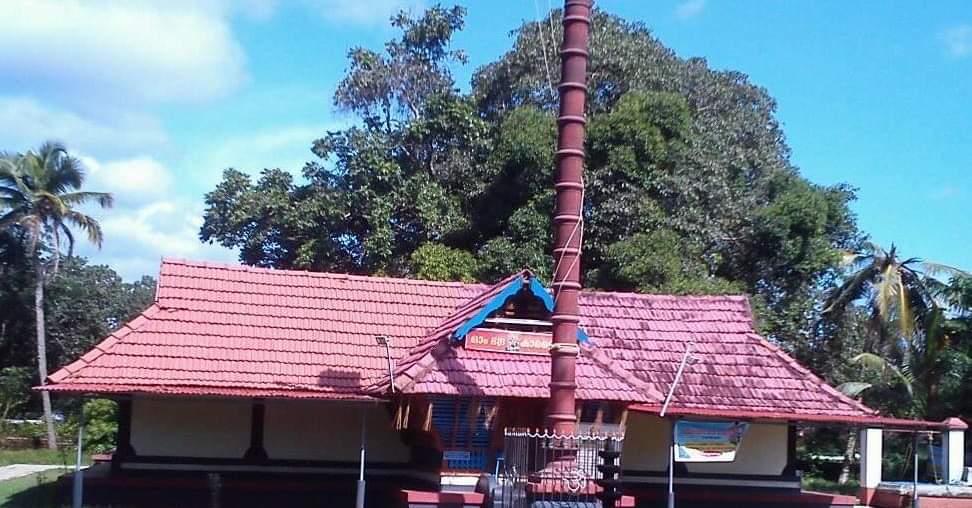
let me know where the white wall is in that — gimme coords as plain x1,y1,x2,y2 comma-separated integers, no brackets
130,397,410,464
263,400,410,463
686,423,788,476
131,397,251,458
621,412,671,471
621,413,790,476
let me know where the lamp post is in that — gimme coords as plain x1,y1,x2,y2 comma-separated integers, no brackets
660,344,697,508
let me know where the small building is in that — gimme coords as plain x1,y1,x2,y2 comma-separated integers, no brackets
44,258,963,507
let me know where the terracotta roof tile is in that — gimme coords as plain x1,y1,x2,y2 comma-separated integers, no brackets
44,258,877,422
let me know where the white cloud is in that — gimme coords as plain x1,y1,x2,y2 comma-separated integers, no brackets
675,0,706,19
0,97,168,158
83,199,238,280
942,25,972,58
304,0,425,26
0,0,247,106
82,156,174,206
189,123,340,187
73,156,237,280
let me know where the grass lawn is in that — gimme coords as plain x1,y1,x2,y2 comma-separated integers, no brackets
802,475,860,496
0,448,90,467
0,468,69,507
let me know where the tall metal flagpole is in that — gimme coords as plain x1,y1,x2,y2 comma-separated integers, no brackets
547,0,593,434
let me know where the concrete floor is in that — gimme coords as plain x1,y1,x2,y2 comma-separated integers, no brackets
0,464,67,481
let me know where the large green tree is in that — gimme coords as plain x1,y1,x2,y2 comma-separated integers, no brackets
200,7,860,365
0,252,156,411
0,142,112,449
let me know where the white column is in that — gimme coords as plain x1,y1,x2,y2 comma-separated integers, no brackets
860,428,883,494
942,418,968,484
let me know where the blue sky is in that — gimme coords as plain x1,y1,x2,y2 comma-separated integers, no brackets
1,0,969,280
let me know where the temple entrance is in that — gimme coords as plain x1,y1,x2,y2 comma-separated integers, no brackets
497,428,625,507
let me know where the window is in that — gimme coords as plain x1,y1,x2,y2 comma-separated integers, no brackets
430,397,497,471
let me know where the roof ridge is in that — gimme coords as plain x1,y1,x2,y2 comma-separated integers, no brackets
162,258,756,303
366,272,535,394
578,289,751,301
160,257,485,289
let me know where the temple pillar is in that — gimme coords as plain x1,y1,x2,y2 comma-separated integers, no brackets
859,427,883,506
942,417,968,484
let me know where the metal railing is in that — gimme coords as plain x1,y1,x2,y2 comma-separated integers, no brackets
497,428,624,508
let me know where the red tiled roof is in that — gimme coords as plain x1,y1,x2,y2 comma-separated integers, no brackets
576,291,878,419
47,258,486,400
369,272,659,401
45,258,880,424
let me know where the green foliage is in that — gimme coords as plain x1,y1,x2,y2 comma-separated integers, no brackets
0,448,81,467
0,367,32,420
823,244,971,419
802,476,860,496
599,229,740,295
45,258,156,365
200,6,862,381
410,243,478,282
0,254,155,417
81,399,118,453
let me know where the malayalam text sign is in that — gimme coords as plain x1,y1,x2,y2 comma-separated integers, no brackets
464,328,552,356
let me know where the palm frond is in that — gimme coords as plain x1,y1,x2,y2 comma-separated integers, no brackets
897,273,913,338
823,264,879,316
861,241,887,257
851,352,914,397
59,223,75,258
875,263,900,321
837,250,869,269
63,211,104,248
32,190,69,217
921,261,970,280
59,191,113,209
47,152,85,194
836,381,872,398
0,209,23,227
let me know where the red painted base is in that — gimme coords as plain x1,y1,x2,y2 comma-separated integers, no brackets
866,491,972,508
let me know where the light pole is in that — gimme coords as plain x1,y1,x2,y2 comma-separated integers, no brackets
660,344,696,508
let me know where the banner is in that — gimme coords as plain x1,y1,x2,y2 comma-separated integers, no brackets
673,420,749,463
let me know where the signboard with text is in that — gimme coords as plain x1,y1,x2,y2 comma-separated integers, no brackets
464,328,552,356
673,420,749,463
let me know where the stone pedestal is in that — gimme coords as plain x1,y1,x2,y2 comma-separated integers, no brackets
943,418,968,485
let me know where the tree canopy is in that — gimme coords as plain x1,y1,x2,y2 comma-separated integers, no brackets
200,7,860,363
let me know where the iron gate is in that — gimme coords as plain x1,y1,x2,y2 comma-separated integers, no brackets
496,428,624,508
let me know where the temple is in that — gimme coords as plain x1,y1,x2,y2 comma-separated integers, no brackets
42,258,962,507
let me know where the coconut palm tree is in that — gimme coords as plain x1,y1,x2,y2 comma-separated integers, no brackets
823,242,968,346
824,243,968,483
824,244,968,416
0,142,112,450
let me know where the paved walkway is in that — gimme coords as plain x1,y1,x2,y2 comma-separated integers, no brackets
0,464,66,481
